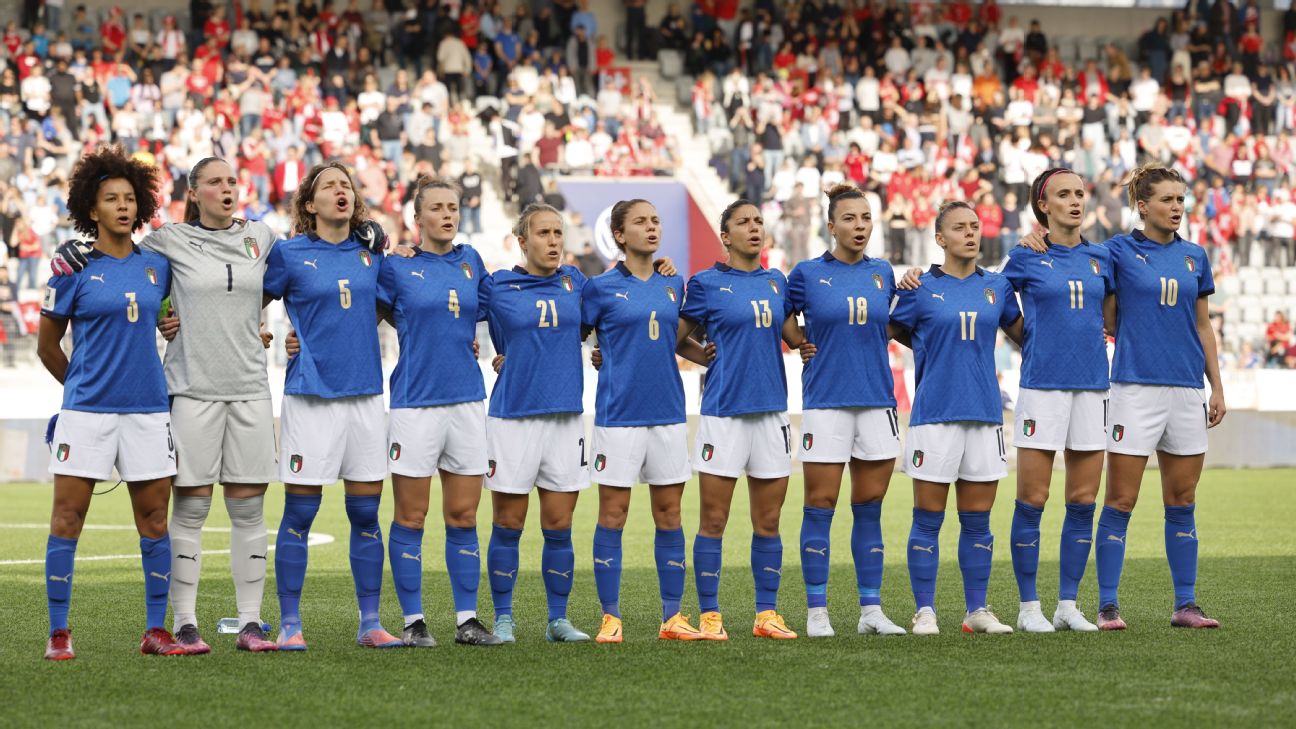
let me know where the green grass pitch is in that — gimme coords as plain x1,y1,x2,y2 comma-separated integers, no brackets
1,470,1293,728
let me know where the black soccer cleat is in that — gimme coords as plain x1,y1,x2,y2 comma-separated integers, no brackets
455,617,504,646
403,619,438,648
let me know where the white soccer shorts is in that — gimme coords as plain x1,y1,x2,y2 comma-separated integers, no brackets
1013,388,1109,453
485,413,590,494
279,394,387,485
694,412,793,480
171,396,278,487
590,423,692,487
799,407,902,463
388,400,489,478
903,421,1008,483
48,410,177,482
1107,383,1209,457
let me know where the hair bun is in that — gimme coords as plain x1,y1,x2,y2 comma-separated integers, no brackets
826,184,858,199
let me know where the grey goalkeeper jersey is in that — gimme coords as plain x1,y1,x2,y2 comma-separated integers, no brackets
141,220,279,401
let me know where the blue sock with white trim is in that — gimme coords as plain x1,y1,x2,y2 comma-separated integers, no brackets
851,500,884,606
1095,505,1131,609
1164,505,1198,609
655,528,686,621
592,525,623,617
1010,500,1043,602
46,535,77,633
799,506,833,608
1058,503,1095,602
907,508,944,610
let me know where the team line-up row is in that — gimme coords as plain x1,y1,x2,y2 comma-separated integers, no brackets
34,146,1222,659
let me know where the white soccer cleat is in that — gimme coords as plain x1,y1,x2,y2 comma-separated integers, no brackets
805,607,835,638
963,607,1014,634
858,606,907,635
1016,601,1056,633
1052,600,1099,632
911,607,939,636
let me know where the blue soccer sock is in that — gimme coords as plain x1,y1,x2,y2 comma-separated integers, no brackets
592,524,623,617
541,528,575,622
693,534,723,613
445,525,482,620
140,534,171,630
799,506,833,608
655,528,686,621
387,521,424,623
46,535,78,633
275,493,320,632
487,525,522,618
958,511,994,613
1164,504,1198,609
907,508,944,610
1010,500,1043,603
1059,502,1096,602
751,534,783,614
344,495,385,629
1095,505,1131,609
851,500,885,607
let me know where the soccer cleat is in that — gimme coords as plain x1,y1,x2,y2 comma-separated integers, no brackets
1097,604,1127,631
1170,603,1220,629
962,608,1014,634
545,618,591,643
858,607,907,635
698,611,728,641
44,629,75,660
752,610,798,639
276,626,308,651
402,619,438,648
658,613,704,641
455,617,504,646
492,615,516,644
175,623,212,655
236,622,279,652
595,614,623,644
357,626,405,648
805,607,834,638
1052,601,1099,632
1016,601,1056,633
911,608,940,636
140,627,187,656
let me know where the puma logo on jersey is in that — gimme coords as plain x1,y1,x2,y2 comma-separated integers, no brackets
762,566,782,576
149,571,171,582
410,270,425,279
286,528,305,540
930,292,945,301
719,285,734,294
457,548,480,558
1106,534,1126,544
804,546,827,556
614,291,629,300
973,543,993,552
911,544,934,554
359,530,380,540
492,569,516,579
176,553,198,561
546,569,572,579
666,560,686,570
1014,540,1038,549
48,573,72,583
593,557,615,567
818,277,832,286
1134,254,1150,265
509,284,522,290
303,259,318,269
1040,259,1055,269
1175,530,1197,540
89,274,106,283
401,552,422,562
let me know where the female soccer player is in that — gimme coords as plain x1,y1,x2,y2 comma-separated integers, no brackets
263,162,400,650
1089,165,1224,630
37,145,183,659
890,201,1023,636
583,199,713,643
787,185,907,638
376,177,502,646
679,198,811,641
480,203,593,643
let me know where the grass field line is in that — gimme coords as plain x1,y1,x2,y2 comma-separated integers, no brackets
0,523,335,566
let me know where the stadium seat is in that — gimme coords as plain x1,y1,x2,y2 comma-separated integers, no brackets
1241,278,1264,296
659,50,684,79
1240,305,1264,324
1218,277,1241,297
1264,277,1287,296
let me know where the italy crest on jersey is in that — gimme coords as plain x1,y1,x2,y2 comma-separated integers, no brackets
872,273,884,290
359,250,373,267
461,262,474,279
56,443,70,462
1089,258,1101,276
289,454,303,473
768,279,780,294
389,443,401,461
665,286,677,302
702,443,715,461
42,285,56,310
244,237,260,259
802,433,813,451
1111,425,1125,442
145,267,158,285
561,275,574,292
1184,256,1196,272
488,460,497,478
912,450,924,468
983,288,996,305
594,454,606,472
1023,419,1036,437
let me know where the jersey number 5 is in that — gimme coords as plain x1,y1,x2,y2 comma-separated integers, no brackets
338,279,352,309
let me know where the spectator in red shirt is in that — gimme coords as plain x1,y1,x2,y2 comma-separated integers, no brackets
975,192,1004,262
1266,312,1292,350
979,0,1002,30
204,5,232,51
947,0,973,30
1012,64,1040,103
100,7,126,57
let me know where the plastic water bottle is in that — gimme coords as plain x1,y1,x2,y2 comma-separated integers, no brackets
217,618,273,634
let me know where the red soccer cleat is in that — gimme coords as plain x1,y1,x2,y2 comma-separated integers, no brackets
45,629,75,660
175,624,212,655
236,623,279,652
140,627,187,656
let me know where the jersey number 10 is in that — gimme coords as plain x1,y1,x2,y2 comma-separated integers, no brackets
1159,277,1179,307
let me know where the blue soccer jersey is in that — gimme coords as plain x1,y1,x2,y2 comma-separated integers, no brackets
582,263,687,427
263,234,383,398
787,252,897,409
890,266,1022,426
1107,230,1213,388
680,263,792,417
41,247,171,413
481,265,587,418
377,245,488,409
1001,239,1114,391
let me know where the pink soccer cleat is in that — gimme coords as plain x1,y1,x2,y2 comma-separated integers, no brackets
236,623,279,652
1170,603,1220,629
276,626,308,652
1097,604,1127,631
357,626,404,648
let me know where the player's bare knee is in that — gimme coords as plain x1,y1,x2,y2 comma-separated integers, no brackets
136,507,169,539
396,510,427,531
651,504,681,531
598,509,628,530
444,509,476,529
1105,493,1138,512
804,491,837,510
49,509,85,539
540,513,573,531
698,508,729,536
